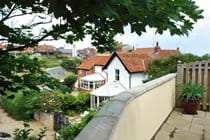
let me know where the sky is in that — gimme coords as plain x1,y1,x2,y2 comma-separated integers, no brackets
5,0,210,56
115,0,210,56
72,0,210,55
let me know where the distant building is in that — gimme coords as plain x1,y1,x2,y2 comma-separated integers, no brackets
36,45,56,55
134,42,180,59
0,44,6,50
24,44,56,55
77,48,97,60
115,43,134,52
77,55,110,79
56,47,73,57
46,66,67,82
77,55,110,91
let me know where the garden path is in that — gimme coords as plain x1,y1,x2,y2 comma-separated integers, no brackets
0,107,55,140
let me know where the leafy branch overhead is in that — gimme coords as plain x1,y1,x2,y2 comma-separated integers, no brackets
0,0,203,53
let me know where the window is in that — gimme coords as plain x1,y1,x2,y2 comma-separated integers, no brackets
79,70,83,75
115,69,120,81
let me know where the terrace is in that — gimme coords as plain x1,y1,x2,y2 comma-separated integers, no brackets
75,60,210,140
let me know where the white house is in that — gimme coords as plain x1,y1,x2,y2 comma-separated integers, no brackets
102,52,147,89
77,52,148,90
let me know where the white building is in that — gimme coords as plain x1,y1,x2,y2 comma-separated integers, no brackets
102,52,147,89
77,52,148,91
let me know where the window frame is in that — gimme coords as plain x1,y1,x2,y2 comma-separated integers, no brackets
115,69,120,81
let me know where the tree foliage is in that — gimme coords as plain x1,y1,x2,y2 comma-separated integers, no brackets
64,72,77,87
0,54,70,95
13,123,47,140
61,57,82,72
147,53,210,80
0,0,203,53
57,109,97,140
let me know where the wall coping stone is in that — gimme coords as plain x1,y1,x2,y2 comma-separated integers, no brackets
75,73,177,140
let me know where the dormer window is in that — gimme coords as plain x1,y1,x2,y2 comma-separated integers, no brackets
115,69,120,81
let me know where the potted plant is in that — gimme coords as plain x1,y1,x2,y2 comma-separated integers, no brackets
179,81,205,114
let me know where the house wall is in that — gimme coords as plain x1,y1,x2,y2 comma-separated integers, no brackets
103,56,145,89
130,73,145,88
103,56,130,89
94,65,103,73
77,69,94,78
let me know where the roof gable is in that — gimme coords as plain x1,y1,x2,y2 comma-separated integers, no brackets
103,52,146,73
77,55,110,70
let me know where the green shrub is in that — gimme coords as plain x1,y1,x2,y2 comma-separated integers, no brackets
34,90,63,113
64,72,77,87
1,89,37,120
61,57,82,72
62,94,77,113
76,93,90,112
179,81,205,103
14,123,47,140
61,93,90,115
58,109,97,140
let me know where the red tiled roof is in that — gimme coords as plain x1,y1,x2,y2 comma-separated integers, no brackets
77,56,110,70
0,45,5,49
36,45,56,52
117,52,146,73
134,48,154,55
134,47,180,59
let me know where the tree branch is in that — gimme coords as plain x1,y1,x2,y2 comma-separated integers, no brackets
0,4,16,22
6,12,33,20
0,30,54,54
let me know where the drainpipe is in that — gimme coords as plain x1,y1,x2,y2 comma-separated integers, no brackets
103,70,108,83
129,74,132,89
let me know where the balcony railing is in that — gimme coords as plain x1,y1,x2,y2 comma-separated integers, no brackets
75,73,176,140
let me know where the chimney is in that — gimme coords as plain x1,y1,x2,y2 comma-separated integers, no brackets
72,44,77,57
154,41,161,53
177,47,180,51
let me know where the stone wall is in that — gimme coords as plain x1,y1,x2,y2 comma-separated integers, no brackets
34,112,54,131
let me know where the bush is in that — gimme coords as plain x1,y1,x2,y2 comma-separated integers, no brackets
1,89,37,120
61,57,82,72
147,53,205,80
14,123,47,140
34,90,63,113
76,93,90,112
64,72,77,87
61,93,90,115
62,94,77,112
57,109,97,140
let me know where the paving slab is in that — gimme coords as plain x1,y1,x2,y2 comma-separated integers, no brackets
154,108,210,140
0,108,55,140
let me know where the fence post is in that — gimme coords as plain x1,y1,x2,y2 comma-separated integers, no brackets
203,62,208,110
192,63,196,82
186,64,190,82
176,62,184,107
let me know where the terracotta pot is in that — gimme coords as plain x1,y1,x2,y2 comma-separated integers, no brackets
183,101,199,114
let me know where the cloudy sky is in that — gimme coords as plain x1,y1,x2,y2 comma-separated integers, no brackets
114,0,210,56
16,0,209,56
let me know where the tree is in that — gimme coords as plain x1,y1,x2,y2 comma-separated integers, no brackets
0,0,203,53
147,53,205,79
61,57,82,72
0,54,70,95
64,72,77,87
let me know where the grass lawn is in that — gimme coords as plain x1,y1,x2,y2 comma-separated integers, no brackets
41,55,64,68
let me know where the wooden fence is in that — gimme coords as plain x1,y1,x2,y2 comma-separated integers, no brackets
176,60,210,110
